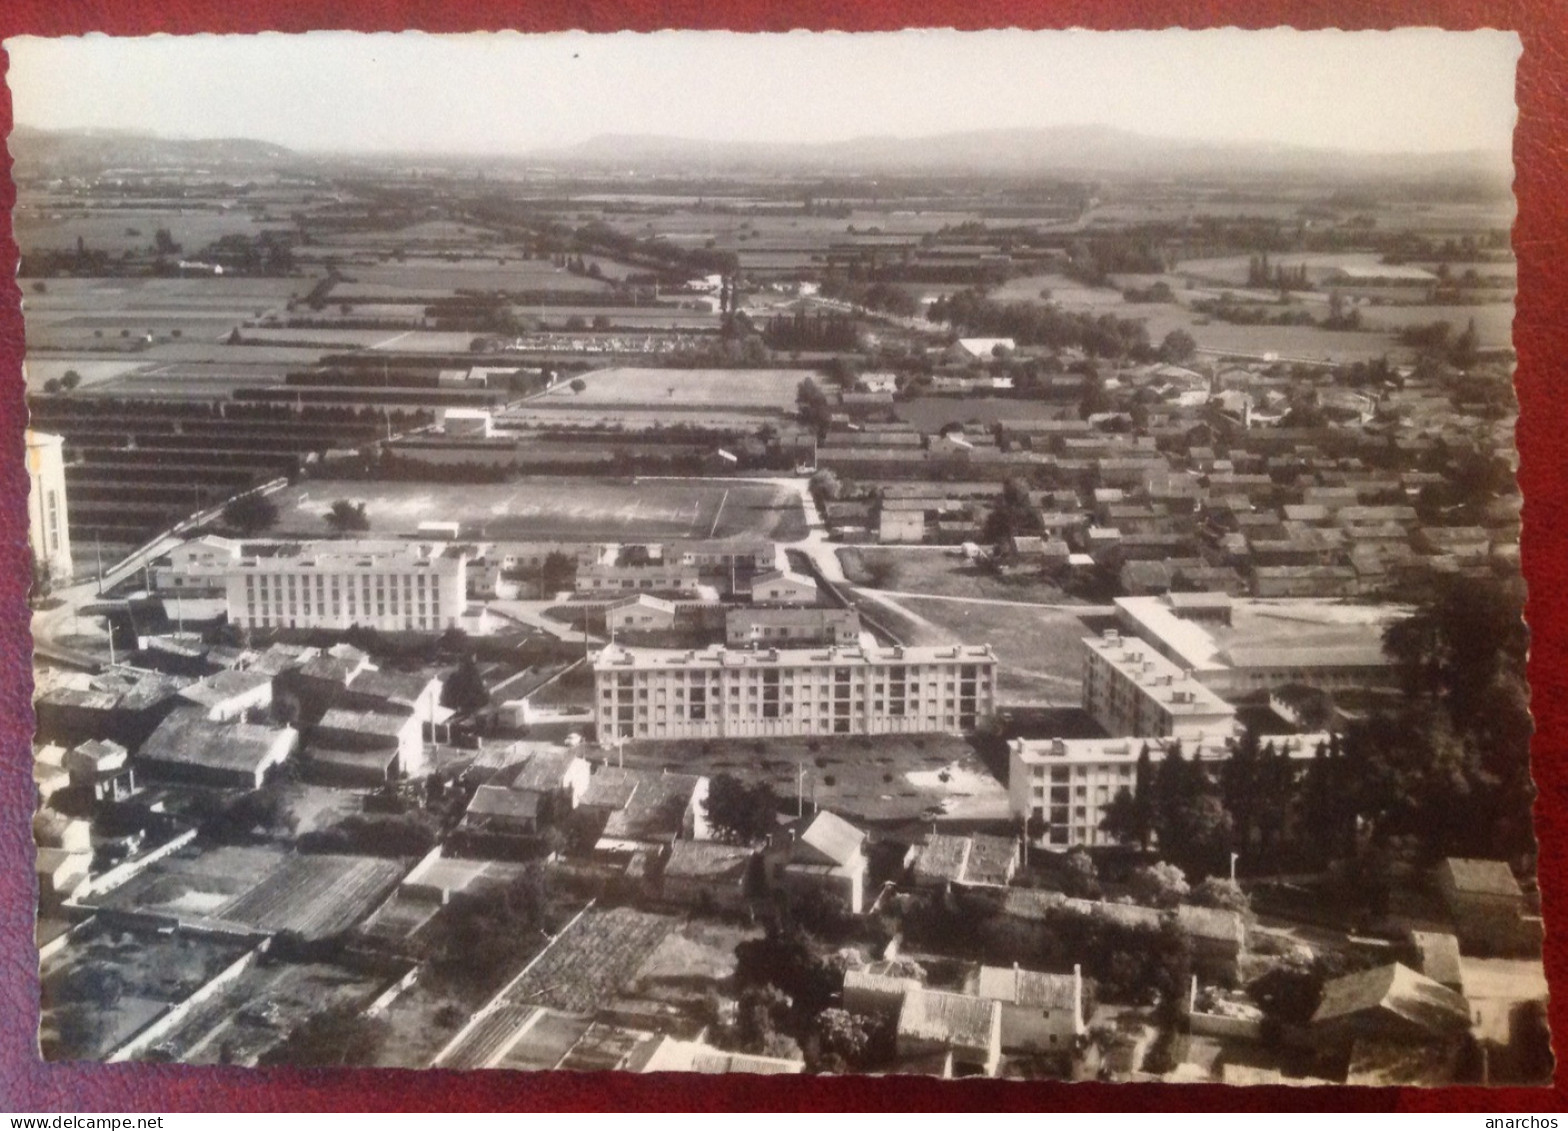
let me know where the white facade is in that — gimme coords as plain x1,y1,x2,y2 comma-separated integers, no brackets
1008,732,1329,849
1081,631,1237,740
26,431,72,582
594,642,997,741
225,544,467,633
750,569,819,605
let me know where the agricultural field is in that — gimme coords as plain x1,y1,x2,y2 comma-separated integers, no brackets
14,205,287,256
21,276,310,353
894,396,1074,433
502,406,784,433
498,906,679,1014
39,922,253,1060
86,844,406,939
545,366,806,410
135,958,391,1066
342,258,614,294
273,477,808,542
621,730,1007,823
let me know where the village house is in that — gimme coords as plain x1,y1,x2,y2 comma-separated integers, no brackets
63,738,137,803
966,964,1086,1053
766,809,870,914
606,594,679,634
725,607,860,648
894,986,1003,1078
749,568,819,605
657,840,756,912
137,707,298,790
908,832,1019,891
1436,858,1532,955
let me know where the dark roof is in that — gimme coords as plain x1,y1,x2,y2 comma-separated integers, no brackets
1311,963,1471,1037
139,707,293,776
504,747,584,793
1440,857,1523,898
663,840,753,882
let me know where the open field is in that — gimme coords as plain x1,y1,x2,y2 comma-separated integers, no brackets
544,366,806,410
344,259,614,294
893,595,1091,707
620,730,1007,823
87,843,406,939
139,958,390,1066
274,477,807,542
15,207,286,255
838,546,1079,605
40,922,252,1060
894,396,1074,433
502,406,783,432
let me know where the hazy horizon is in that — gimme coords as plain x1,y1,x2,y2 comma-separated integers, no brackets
5,29,1520,159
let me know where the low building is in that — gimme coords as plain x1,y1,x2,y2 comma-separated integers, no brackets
1310,963,1472,1054
843,969,924,1020
658,840,756,911
909,832,1019,890
137,708,298,790
63,738,137,803
767,810,869,914
312,704,426,784
602,594,677,635
895,987,1003,1078
36,847,91,905
967,964,1085,1053
726,606,860,648
1176,904,1248,983
463,747,591,835
176,669,274,723
1407,930,1465,994
749,569,819,605
1436,858,1529,954
581,766,710,855
879,509,927,544
626,1035,802,1075
577,562,700,598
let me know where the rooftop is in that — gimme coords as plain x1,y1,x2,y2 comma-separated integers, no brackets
1439,857,1524,898
897,987,999,1049
973,965,1079,1010
593,642,996,673
139,708,294,775
1311,963,1471,1038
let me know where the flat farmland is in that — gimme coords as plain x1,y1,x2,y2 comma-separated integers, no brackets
345,259,613,293
22,276,310,351
894,396,1073,432
503,406,780,432
1355,301,1516,348
274,477,808,542
546,367,805,409
15,206,283,255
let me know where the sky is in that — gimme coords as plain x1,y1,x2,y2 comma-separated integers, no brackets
4,28,1521,157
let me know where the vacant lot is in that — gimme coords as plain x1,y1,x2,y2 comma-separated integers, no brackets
839,546,1079,605
892,595,1091,707
547,367,806,410
894,396,1073,432
274,477,807,542
622,730,1007,823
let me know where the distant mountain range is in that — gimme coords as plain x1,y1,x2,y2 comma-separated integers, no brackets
531,125,1512,182
7,123,1512,183
8,125,296,172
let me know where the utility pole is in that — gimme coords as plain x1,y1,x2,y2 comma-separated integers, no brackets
797,761,807,819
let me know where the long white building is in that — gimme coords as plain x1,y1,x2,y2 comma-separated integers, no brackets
593,642,997,741
1008,732,1330,849
224,543,468,633
26,430,72,583
1081,629,1237,740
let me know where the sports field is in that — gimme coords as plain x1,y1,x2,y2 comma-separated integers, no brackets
544,367,805,409
277,477,808,542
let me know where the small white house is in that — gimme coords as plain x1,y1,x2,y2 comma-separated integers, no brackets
750,569,819,605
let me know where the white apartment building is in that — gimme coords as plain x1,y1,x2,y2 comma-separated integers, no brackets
224,543,468,633
26,430,72,582
1081,630,1237,740
593,642,997,741
1007,732,1330,849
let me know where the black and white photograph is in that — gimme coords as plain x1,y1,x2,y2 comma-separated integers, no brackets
11,28,1546,1085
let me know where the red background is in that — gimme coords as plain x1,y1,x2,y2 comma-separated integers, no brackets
1,0,1565,1112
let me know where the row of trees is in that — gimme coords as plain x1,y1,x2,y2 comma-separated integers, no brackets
928,289,1153,360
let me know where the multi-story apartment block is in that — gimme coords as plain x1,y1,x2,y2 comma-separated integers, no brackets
1007,732,1329,849
224,543,468,633
1081,630,1236,740
593,642,997,741
26,430,73,583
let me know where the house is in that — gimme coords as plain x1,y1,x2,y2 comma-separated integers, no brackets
843,969,924,1020
463,747,591,835
1407,930,1465,994
581,766,710,855
948,337,1016,362
176,669,273,723
36,847,91,905
1310,963,1472,1055
606,594,678,633
895,987,1003,1078
626,1035,803,1075
726,607,860,648
1435,858,1530,954
137,707,297,789
311,704,425,784
63,738,137,803
878,508,927,544
658,840,756,911
749,569,819,605
1176,904,1247,983
967,964,1085,1053
33,669,189,751
462,785,545,836
909,833,1019,890
34,809,92,853
767,810,870,913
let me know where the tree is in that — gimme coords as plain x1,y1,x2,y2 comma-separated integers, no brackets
1102,743,1156,850
1129,861,1190,908
1158,329,1198,364
60,370,82,391
796,377,832,438
259,1003,389,1067
324,499,370,534
1192,876,1250,914
704,773,780,844
569,377,587,394
981,476,1043,544
808,468,841,502
223,492,280,536
442,654,491,714
1060,847,1101,898
540,550,576,595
